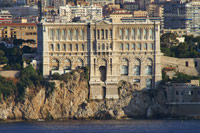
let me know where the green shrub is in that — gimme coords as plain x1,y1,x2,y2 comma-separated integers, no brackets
0,76,16,100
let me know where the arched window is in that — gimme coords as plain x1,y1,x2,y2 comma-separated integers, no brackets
121,58,128,76
145,65,152,75
133,65,140,75
57,44,60,51
51,59,59,70
64,59,71,70
121,65,128,75
145,58,153,75
76,58,84,69
50,44,54,51
133,59,141,75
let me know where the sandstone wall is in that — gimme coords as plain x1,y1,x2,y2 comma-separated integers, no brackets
0,71,20,78
161,56,200,76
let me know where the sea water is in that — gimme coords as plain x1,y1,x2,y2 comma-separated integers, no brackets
0,120,199,133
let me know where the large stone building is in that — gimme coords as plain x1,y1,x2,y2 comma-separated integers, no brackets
37,16,162,99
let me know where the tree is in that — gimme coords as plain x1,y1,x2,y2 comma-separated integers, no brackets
161,33,179,48
0,50,8,65
13,39,24,47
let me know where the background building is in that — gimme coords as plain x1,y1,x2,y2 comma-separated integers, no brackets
164,0,200,36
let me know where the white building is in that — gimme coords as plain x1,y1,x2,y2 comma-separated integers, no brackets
86,0,115,6
59,5,102,21
0,10,12,23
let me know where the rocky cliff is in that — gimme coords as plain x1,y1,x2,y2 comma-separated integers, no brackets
0,72,169,120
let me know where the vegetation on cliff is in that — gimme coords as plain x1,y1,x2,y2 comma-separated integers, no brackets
162,69,200,83
0,40,36,70
161,33,200,58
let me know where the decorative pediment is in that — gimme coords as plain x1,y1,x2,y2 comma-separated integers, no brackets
96,20,111,25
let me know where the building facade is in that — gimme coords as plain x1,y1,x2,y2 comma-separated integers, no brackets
38,17,162,99
0,23,37,46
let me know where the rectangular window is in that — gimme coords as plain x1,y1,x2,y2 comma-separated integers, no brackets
120,29,123,40
110,29,112,39
93,29,96,39
137,29,140,40
75,29,78,40
97,30,100,40
125,29,128,40
133,79,140,83
50,29,54,40
120,43,123,50
69,30,72,40
132,44,135,50
56,29,60,40
144,29,147,40
101,29,104,39
132,29,135,40
62,29,66,40
106,30,108,39
186,61,188,67
195,61,198,67
146,79,152,89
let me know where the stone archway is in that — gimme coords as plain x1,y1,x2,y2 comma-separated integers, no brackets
99,66,106,82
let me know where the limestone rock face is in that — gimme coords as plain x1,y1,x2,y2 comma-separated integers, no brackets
0,73,168,120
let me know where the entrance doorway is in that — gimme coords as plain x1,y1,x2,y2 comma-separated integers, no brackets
99,66,106,82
